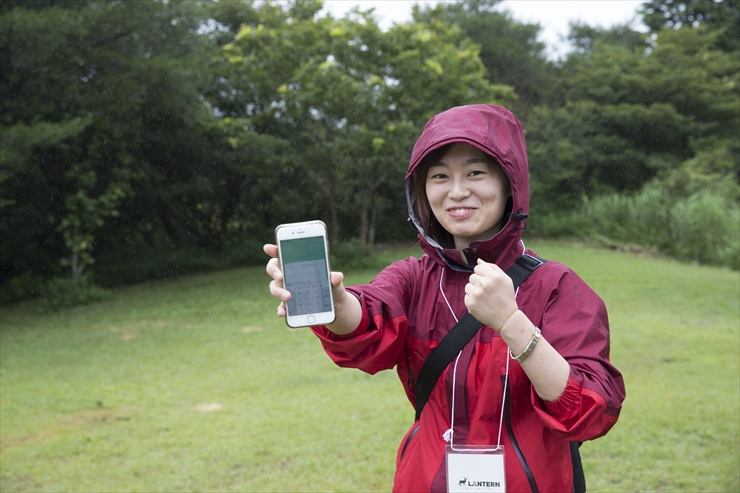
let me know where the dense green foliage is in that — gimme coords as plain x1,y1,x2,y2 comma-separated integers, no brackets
526,25,739,211
1,1,231,297
538,186,740,270
414,0,554,116
208,1,511,249
641,0,740,51
1,0,738,303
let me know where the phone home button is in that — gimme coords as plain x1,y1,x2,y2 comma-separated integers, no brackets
307,315,316,324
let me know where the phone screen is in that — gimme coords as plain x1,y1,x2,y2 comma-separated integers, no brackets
279,236,332,316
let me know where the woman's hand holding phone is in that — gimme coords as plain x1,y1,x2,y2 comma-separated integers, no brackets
263,243,345,316
263,244,361,334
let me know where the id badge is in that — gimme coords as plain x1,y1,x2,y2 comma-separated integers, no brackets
446,445,506,493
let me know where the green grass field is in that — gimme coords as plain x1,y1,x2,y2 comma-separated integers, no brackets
1,241,738,492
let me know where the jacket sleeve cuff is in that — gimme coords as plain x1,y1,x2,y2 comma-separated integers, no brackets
530,367,614,440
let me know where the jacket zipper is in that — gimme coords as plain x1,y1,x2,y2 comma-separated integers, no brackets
502,375,539,493
400,423,420,461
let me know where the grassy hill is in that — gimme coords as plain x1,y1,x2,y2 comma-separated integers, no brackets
1,241,738,491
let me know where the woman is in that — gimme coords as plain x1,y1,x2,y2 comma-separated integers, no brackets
265,104,625,492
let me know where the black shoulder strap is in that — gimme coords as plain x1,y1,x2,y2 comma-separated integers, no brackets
413,312,480,422
571,441,586,493
414,254,547,421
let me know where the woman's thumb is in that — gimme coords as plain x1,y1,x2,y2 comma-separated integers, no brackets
330,271,345,289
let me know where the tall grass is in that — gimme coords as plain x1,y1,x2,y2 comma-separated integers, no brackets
538,186,740,270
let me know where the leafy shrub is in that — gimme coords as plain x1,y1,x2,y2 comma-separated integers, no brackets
542,185,739,270
668,192,739,269
2,236,269,305
582,186,671,250
330,239,384,272
40,278,110,312
93,237,267,288
0,274,46,305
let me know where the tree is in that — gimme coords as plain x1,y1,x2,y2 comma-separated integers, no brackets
641,0,740,51
526,25,739,211
414,0,554,115
0,1,223,285
214,0,513,248
566,22,648,55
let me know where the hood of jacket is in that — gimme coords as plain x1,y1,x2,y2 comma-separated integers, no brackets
406,104,530,272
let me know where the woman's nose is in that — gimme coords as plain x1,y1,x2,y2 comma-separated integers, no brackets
448,178,470,200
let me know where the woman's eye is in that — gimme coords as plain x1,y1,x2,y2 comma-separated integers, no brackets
430,173,447,180
468,170,485,177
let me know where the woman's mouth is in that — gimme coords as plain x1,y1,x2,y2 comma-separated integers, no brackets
448,208,475,218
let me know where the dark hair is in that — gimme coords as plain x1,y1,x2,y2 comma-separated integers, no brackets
412,144,456,249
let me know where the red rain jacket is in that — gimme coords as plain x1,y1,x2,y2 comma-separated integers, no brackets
312,105,625,492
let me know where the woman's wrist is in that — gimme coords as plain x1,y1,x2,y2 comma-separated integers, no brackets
325,289,362,335
498,310,537,356
510,327,541,362
496,309,519,332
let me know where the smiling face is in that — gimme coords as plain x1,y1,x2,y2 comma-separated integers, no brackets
424,143,511,250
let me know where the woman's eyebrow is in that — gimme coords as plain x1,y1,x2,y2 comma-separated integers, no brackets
434,157,487,167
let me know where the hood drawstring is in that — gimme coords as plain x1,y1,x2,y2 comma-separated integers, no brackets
512,209,528,230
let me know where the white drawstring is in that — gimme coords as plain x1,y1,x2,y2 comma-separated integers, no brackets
439,254,522,451
439,268,462,444
497,352,510,449
442,351,462,444
439,268,459,324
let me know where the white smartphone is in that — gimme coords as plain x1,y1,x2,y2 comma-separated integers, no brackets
275,220,336,328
